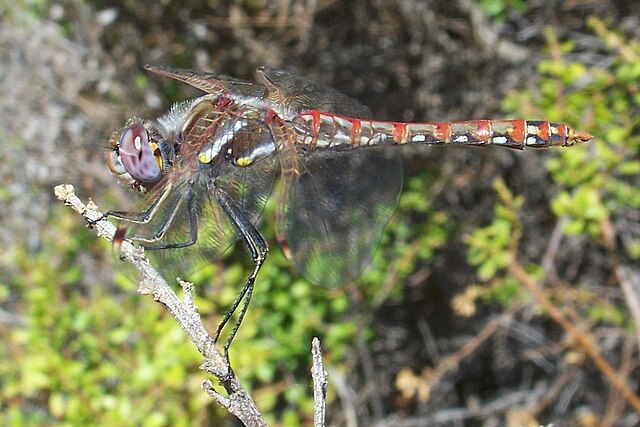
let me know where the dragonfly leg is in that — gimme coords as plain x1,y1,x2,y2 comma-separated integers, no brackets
141,188,198,250
213,187,268,377
91,183,174,226
103,185,198,248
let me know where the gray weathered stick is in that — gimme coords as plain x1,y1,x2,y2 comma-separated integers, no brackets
54,184,266,427
311,337,328,427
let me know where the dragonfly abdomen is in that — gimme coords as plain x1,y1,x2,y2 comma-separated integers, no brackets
294,112,592,150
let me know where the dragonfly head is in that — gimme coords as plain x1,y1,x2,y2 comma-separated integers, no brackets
106,118,172,191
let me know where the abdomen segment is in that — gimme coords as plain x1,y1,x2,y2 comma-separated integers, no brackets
293,111,593,150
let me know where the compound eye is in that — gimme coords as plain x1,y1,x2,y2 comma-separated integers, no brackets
106,149,127,175
118,123,161,182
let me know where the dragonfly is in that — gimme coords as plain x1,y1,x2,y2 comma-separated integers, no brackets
101,64,592,365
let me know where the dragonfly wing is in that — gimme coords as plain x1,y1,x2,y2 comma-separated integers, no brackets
145,64,266,99
257,66,373,118
263,67,404,286
124,171,272,282
277,147,402,288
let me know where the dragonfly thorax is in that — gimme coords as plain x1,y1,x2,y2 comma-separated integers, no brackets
229,118,277,168
194,109,278,168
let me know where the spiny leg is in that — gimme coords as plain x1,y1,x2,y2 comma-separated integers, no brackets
141,188,198,250
109,185,198,249
213,187,268,379
107,186,199,255
92,183,174,226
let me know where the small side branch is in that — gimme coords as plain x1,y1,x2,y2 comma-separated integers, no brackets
54,184,266,427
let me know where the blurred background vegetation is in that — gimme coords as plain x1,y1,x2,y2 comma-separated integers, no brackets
1,0,639,425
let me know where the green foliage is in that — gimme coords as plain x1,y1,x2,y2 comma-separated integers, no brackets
465,179,522,281
483,276,525,307
587,301,628,328
502,20,640,253
478,0,528,22
463,178,541,311
0,207,215,426
551,186,608,236
551,19,639,257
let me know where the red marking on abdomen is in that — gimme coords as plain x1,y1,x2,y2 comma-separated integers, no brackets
538,121,550,141
509,120,526,142
350,118,362,146
393,123,406,143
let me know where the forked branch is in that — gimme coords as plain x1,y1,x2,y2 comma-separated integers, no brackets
54,184,266,427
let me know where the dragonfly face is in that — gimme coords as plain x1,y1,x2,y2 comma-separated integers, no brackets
106,118,175,192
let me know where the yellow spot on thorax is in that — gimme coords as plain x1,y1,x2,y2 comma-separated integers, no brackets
236,157,253,167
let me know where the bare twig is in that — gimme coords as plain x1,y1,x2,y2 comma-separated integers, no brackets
54,184,266,427
374,388,546,427
423,305,520,396
508,260,640,413
311,337,327,427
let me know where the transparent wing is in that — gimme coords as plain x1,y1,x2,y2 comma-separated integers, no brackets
121,169,275,281
145,64,266,99
257,66,373,117
276,147,402,288
145,64,372,118
215,155,277,231
115,172,233,277
261,67,403,287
